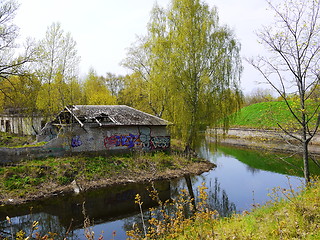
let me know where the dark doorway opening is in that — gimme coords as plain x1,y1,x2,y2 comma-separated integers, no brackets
5,120,11,133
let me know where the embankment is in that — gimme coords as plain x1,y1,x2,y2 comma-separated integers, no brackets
207,128,320,156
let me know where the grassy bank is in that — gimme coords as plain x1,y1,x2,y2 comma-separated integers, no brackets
232,101,319,129
0,151,214,205
167,179,320,240
127,179,319,239
184,180,318,239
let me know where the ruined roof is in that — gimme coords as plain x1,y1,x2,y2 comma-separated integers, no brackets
54,105,169,126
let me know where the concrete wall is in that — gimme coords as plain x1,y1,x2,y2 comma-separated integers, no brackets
0,115,43,135
0,124,170,164
44,124,170,153
0,146,66,164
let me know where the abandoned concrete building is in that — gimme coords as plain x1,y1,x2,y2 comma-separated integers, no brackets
0,109,43,136
38,105,170,154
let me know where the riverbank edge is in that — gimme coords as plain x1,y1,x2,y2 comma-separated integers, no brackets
0,159,215,206
207,127,320,156
158,178,320,239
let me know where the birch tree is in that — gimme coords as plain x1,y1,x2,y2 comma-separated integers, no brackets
249,0,320,183
36,22,80,116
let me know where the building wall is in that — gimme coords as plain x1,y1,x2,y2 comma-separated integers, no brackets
0,124,170,164
0,115,43,135
44,124,170,153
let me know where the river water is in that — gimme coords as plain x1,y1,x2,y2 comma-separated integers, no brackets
0,141,304,239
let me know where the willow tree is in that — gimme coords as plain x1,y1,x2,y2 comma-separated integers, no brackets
122,33,171,118
123,0,242,150
249,0,320,183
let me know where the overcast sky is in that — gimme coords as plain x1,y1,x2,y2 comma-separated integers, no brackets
14,0,273,94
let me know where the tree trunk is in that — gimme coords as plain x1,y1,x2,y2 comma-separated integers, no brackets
302,140,310,184
185,175,197,213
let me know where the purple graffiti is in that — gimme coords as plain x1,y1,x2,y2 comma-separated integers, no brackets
71,136,82,148
104,129,170,151
104,134,141,149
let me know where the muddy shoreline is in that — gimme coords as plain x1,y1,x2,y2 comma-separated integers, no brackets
0,161,215,206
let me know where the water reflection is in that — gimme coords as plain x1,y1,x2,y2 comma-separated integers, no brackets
246,166,261,175
196,141,303,211
0,141,305,239
0,181,171,239
169,175,236,217
207,178,236,217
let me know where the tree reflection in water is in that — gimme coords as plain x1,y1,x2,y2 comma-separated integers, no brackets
122,175,237,236
206,177,236,217
0,213,78,239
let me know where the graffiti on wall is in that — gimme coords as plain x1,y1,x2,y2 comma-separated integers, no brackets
103,127,170,150
104,134,141,149
151,136,170,149
139,127,151,151
71,136,82,148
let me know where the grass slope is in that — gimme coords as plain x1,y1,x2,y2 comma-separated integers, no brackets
232,101,297,129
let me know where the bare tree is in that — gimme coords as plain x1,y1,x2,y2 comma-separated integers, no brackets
249,0,320,183
0,0,36,100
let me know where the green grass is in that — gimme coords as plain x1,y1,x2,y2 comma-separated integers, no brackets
231,100,320,129
0,151,207,200
8,141,47,148
0,132,36,147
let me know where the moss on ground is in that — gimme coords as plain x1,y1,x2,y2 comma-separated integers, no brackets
0,132,36,147
0,151,213,204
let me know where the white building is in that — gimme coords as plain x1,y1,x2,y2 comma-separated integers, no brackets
0,112,43,136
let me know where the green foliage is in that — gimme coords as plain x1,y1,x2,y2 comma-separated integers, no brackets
123,0,243,149
35,22,81,117
0,75,41,113
0,132,36,147
83,69,116,105
0,0,35,110
2,166,47,191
